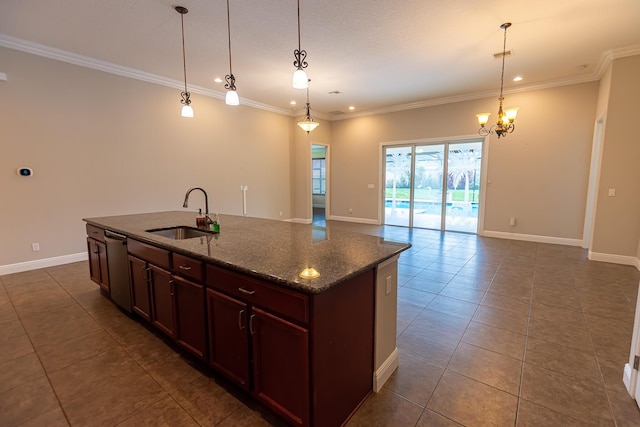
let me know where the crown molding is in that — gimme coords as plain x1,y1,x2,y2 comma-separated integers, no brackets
332,43,640,121
2,34,639,122
0,33,293,116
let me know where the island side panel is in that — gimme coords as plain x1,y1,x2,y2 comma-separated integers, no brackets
310,268,375,427
374,255,400,392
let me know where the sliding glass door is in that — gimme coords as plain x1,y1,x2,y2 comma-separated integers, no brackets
384,140,482,233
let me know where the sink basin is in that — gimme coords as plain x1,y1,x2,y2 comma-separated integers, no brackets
146,226,215,240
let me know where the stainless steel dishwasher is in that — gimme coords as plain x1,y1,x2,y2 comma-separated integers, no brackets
104,230,132,312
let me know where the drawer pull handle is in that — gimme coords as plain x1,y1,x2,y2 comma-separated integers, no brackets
178,265,192,270
238,287,255,295
238,309,245,330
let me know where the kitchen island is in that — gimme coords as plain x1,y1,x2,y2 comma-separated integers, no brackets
84,211,410,427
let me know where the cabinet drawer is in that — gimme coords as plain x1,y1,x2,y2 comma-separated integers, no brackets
86,224,105,243
173,253,204,282
128,239,171,269
206,265,308,325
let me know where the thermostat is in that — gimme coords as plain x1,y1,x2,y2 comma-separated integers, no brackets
17,167,33,177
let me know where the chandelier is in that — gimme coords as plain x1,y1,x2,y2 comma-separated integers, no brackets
476,23,519,138
297,80,319,133
292,0,309,89
176,6,193,118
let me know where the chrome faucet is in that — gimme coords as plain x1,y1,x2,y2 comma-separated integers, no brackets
182,187,212,225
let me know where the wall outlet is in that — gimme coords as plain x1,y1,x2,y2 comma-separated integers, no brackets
509,217,516,226
608,188,616,197
367,184,374,189
32,243,40,251
385,275,393,295
349,208,353,214
279,211,283,217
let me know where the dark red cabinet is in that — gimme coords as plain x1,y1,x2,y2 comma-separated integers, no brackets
128,255,151,321
206,265,310,426
251,307,309,426
149,264,174,337
87,237,109,293
207,288,250,390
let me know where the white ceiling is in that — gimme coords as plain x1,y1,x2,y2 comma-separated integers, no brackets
1,0,640,118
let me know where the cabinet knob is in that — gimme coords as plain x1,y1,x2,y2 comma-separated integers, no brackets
178,265,192,271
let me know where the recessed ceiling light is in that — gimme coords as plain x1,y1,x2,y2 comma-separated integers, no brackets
513,76,523,82
348,106,355,111
213,77,223,83
290,100,297,105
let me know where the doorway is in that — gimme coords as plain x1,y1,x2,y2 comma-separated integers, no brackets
383,139,483,233
312,144,328,225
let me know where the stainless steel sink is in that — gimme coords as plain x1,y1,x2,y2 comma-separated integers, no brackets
146,226,214,240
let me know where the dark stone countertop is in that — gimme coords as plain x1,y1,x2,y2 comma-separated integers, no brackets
84,211,411,294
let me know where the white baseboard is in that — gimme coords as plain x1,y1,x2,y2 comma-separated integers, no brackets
624,363,635,397
328,215,380,225
481,230,582,247
373,347,399,393
588,251,639,268
0,252,88,275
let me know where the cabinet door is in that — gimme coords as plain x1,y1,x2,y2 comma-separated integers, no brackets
149,264,174,337
87,238,109,292
96,240,109,293
173,275,206,359
206,289,250,391
251,307,309,427
87,238,101,285
129,255,151,321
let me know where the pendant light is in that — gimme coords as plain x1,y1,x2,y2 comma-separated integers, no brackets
224,0,239,106
292,0,309,89
297,80,319,133
476,23,519,138
176,6,193,118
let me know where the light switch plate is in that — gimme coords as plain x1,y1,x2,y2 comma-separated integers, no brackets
608,188,616,197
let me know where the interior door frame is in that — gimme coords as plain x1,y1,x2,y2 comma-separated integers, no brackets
379,134,487,233
310,142,330,222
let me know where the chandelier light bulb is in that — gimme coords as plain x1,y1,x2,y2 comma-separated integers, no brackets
476,113,490,127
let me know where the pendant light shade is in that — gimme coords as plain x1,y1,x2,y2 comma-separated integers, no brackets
292,0,309,89
293,69,309,89
225,89,239,106
181,105,194,118
176,6,193,118
224,0,239,106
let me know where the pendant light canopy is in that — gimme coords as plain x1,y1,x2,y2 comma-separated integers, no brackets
297,80,319,133
292,0,309,89
224,0,239,106
176,6,193,118
477,22,519,138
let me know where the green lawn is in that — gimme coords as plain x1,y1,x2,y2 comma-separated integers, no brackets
386,188,479,202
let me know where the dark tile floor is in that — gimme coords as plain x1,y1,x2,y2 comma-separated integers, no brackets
2,223,640,426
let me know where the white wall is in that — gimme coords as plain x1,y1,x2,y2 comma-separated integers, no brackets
0,47,292,267
329,83,598,241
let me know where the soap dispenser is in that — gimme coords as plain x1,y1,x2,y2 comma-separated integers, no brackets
196,209,206,228
212,213,220,233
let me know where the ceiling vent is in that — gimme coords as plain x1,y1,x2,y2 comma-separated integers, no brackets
494,50,513,59
329,110,346,115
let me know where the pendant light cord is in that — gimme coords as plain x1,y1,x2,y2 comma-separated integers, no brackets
499,24,508,98
180,12,188,93
227,0,232,75
297,0,302,53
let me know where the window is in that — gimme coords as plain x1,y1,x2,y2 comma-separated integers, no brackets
312,158,326,195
